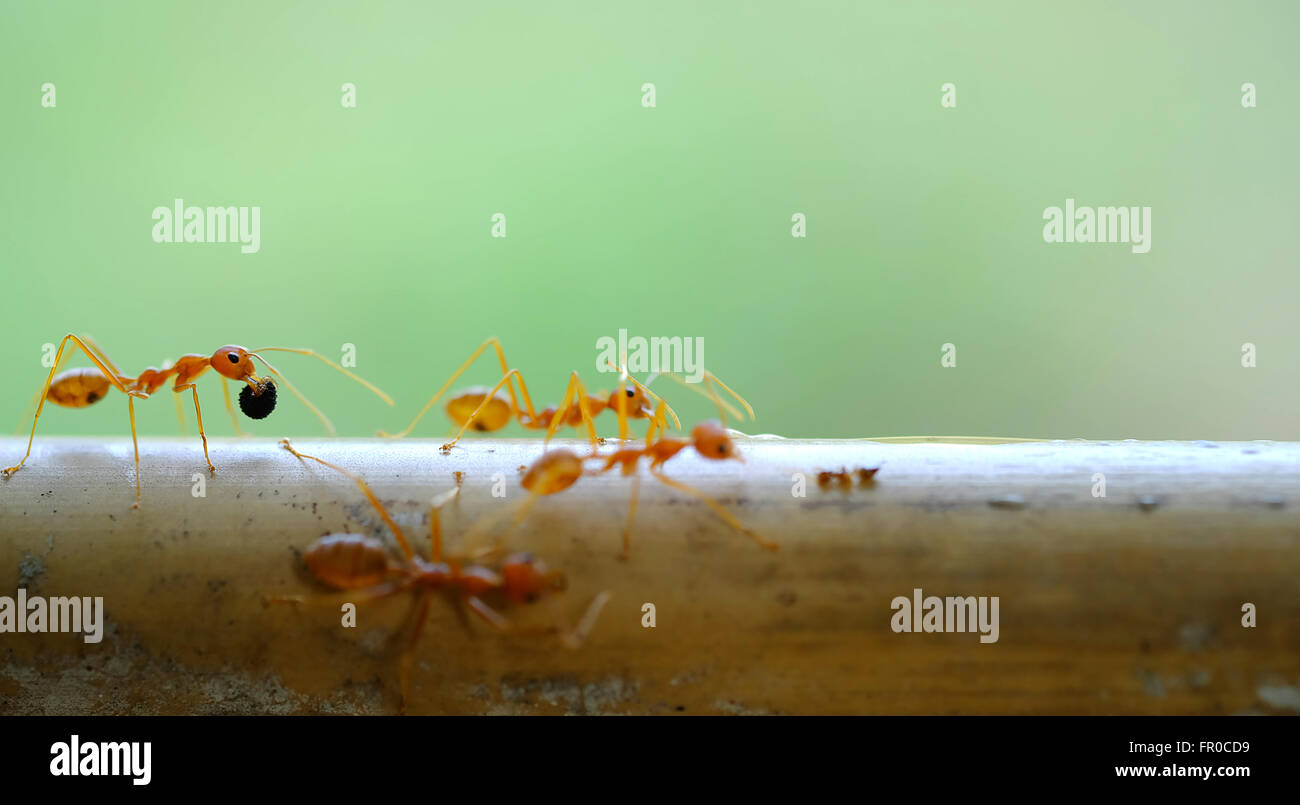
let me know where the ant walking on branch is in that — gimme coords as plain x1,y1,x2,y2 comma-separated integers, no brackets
379,337,722,451
461,390,772,559
269,439,611,714
2,333,392,507
589,409,778,556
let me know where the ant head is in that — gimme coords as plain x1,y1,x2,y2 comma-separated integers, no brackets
607,384,651,416
521,449,584,495
691,420,741,462
500,552,566,604
211,345,257,381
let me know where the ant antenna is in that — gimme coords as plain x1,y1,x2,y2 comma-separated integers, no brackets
601,359,682,431
278,439,417,561
251,347,394,405
652,370,753,425
250,354,337,435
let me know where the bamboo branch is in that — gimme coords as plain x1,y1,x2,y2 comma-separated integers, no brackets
0,436,1297,715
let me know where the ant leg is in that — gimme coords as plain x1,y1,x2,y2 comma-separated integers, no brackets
4,334,134,479
398,589,433,715
219,377,246,436
544,372,598,449
465,595,511,633
645,402,669,442
543,378,577,445
265,578,410,608
571,375,599,447
457,491,539,559
278,439,417,562
172,391,187,434
126,390,148,509
648,467,778,551
378,337,533,438
439,368,530,452
266,576,418,712
615,375,629,442
559,591,613,649
621,475,640,559
428,484,461,562
12,388,41,437
458,544,508,563
11,337,75,437
467,592,611,648
77,333,126,380
173,383,215,474
428,476,518,565
645,399,668,447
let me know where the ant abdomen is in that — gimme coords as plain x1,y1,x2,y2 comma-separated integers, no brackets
303,533,393,589
446,387,512,432
520,449,584,495
46,368,112,408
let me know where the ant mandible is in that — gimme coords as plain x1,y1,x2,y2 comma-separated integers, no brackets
269,439,611,714
2,333,392,508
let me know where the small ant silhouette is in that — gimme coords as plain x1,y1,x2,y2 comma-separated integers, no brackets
2,334,392,507
816,466,880,490
268,439,610,714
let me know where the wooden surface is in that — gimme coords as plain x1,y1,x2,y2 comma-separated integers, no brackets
0,435,1297,715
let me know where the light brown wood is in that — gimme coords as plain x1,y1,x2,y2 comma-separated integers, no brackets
0,435,1296,714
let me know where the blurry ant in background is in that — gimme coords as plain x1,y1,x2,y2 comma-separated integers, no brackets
2,333,392,507
269,439,610,714
816,466,880,491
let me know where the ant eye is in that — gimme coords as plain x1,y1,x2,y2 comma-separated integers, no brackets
717,444,728,455
227,352,240,364
626,388,635,397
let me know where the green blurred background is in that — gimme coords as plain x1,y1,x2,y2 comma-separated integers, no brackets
2,1,1296,441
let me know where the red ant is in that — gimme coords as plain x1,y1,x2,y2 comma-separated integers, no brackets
590,407,778,555
2,333,392,507
378,338,751,452
462,408,775,560
269,439,611,714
